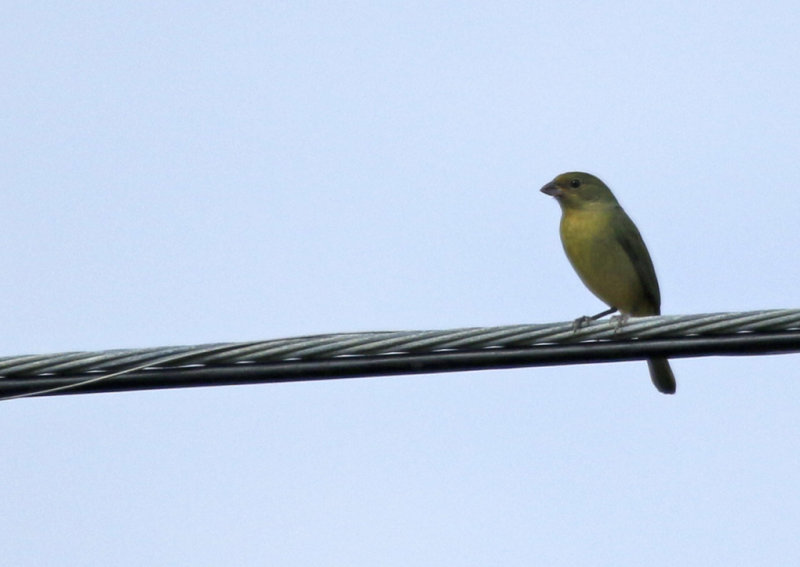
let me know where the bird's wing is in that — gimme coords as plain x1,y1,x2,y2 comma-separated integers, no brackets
611,206,661,312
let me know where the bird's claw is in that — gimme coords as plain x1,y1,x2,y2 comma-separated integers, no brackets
571,316,593,331
610,313,630,333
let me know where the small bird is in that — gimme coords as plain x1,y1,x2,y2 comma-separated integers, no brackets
540,172,676,394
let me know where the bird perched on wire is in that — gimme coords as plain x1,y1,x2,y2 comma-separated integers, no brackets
540,172,676,394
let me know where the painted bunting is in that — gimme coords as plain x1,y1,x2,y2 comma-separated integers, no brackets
540,172,676,394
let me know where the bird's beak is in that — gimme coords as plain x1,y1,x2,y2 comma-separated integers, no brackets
540,181,562,197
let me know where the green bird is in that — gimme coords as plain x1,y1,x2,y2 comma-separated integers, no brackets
540,172,676,394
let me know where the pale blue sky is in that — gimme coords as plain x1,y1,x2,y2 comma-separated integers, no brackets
2,2,800,565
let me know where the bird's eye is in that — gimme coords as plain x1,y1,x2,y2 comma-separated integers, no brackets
569,178,581,188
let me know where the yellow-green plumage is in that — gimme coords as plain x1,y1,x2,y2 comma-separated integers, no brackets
541,172,676,394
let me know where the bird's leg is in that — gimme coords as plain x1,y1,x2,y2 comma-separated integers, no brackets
590,307,618,320
572,307,618,331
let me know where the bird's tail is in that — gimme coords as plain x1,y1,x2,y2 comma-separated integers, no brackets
647,358,676,394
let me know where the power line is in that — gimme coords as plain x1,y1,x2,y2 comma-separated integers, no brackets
2,309,799,400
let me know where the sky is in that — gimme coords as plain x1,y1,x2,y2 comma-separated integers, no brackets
2,2,800,565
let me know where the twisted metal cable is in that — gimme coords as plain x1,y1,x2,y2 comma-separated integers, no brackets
2,309,800,399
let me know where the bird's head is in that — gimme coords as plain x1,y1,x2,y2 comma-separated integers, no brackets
540,172,618,210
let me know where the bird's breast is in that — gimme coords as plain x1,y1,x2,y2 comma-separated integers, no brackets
559,208,653,315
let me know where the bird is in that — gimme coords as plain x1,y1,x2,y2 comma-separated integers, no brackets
540,171,676,394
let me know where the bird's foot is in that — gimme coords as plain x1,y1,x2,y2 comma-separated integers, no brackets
572,307,618,332
610,313,630,333
571,316,593,331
